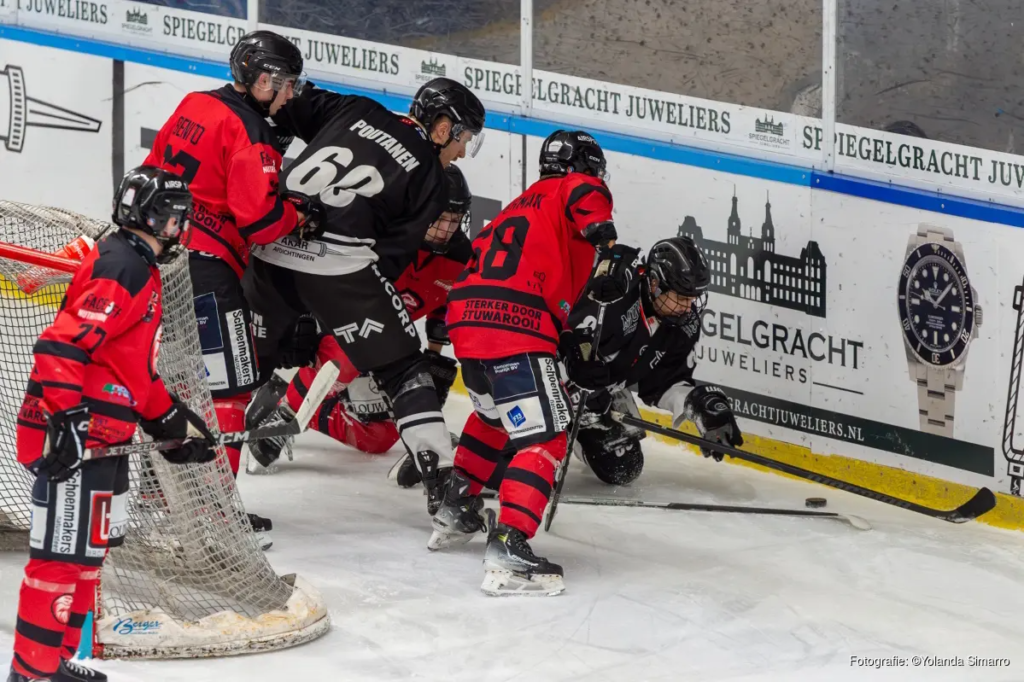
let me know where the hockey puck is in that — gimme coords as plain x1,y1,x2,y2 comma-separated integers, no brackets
805,497,827,508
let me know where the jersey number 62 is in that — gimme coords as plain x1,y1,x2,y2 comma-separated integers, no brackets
286,146,385,208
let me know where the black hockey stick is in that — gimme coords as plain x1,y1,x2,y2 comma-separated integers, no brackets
556,495,871,530
544,301,608,532
82,361,342,461
612,411,997,524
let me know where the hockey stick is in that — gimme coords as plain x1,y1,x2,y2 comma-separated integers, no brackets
555,495,871,530
82,361,342,461
612,411,997,524
544,301,608,532
0,242,82,274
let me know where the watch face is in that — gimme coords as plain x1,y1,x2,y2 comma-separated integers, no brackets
898,242,976,366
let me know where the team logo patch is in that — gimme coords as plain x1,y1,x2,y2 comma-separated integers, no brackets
51,594,73,625
102,383,135,406
506,406,527,428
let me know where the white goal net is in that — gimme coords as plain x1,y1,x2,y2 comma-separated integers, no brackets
0,201,330,659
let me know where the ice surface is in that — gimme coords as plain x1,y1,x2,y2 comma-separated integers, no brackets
0,394,1022,681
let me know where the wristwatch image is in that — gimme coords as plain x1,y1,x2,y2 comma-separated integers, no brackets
897,224,982,437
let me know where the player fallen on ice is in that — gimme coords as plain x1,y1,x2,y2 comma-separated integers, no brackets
8,167,216,682
241,77,485,516
430,130,618,596
245,164,473,470
144,30,324,546
562,236,744,485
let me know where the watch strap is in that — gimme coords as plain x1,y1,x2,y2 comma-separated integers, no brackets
913,361,957,437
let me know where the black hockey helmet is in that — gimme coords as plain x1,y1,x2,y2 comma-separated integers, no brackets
425,164,473,253
410,78,486,157
112,165,192,263
644,236,710,325
539,130,609,182
230,31,306,106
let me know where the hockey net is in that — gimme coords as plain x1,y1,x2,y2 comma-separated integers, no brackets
0,201,329,659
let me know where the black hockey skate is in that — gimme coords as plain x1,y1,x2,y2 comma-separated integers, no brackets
248,403,295,468
428,469,494,551
481,524,565,597
245,373,288,431
248,512,274,551
8,667,48,682
387,453,422,488
53,658,106,681
415,450,451,515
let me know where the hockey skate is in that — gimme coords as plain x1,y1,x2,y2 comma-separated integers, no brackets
53,658,106,681
7,668,47,682
248,512,274,551
481,524,565,597
428,469,494,550
245,373,288,431
248,402,296,468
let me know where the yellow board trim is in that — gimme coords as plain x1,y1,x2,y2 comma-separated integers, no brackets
451,372,1024,532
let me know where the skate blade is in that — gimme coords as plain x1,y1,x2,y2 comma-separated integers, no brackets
481,567,565,597
427,508,494,551
387,453,409,483
246,455,279,476
255,530,273,551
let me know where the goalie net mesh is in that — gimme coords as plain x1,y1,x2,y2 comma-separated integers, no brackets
0,201,329,658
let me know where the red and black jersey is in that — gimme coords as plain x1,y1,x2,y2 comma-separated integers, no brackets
394,229,471,342
17,232,174,462
446,173,613,360
143,85,298,280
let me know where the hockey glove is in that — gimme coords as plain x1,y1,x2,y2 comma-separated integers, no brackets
139,399,217,465
40,405,91,482
683,385,743,462
282,191,327,241
425,315,450,346
589,244,639,304
425,350,458,407
279,315,321,369
559,333,610,391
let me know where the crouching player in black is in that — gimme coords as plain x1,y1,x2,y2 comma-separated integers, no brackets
563,236,744,484
8,167,216,682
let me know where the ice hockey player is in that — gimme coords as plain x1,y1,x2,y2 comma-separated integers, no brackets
245,163,473,469
8,167,216,682
242,77,485,514
143,30,323,543
430,129,618,596
564,237,744,486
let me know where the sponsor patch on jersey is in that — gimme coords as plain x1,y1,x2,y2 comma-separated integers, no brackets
537,356,571,431
52,473,82,556
227,309,255,388
621,299,641,336
194,292,223,352
203,353,229,391
506,406,526,428
102,383,135,407
500,396,546,438
487,355,537,401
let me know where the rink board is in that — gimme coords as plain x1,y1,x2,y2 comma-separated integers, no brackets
4,29,1024,529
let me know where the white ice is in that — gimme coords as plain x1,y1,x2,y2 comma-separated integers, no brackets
1,394,1023,681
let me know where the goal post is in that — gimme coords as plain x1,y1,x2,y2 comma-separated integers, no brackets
0,200,330,659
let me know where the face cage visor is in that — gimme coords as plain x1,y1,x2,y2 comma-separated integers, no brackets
424,210,471,252
145,193,192,250
649,275,707,326
452,123,485,158
254,70,308,98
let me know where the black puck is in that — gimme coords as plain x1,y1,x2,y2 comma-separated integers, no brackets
805,497,827,508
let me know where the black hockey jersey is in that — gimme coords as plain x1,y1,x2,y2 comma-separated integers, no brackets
568,245,701,407
252,85,448,281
